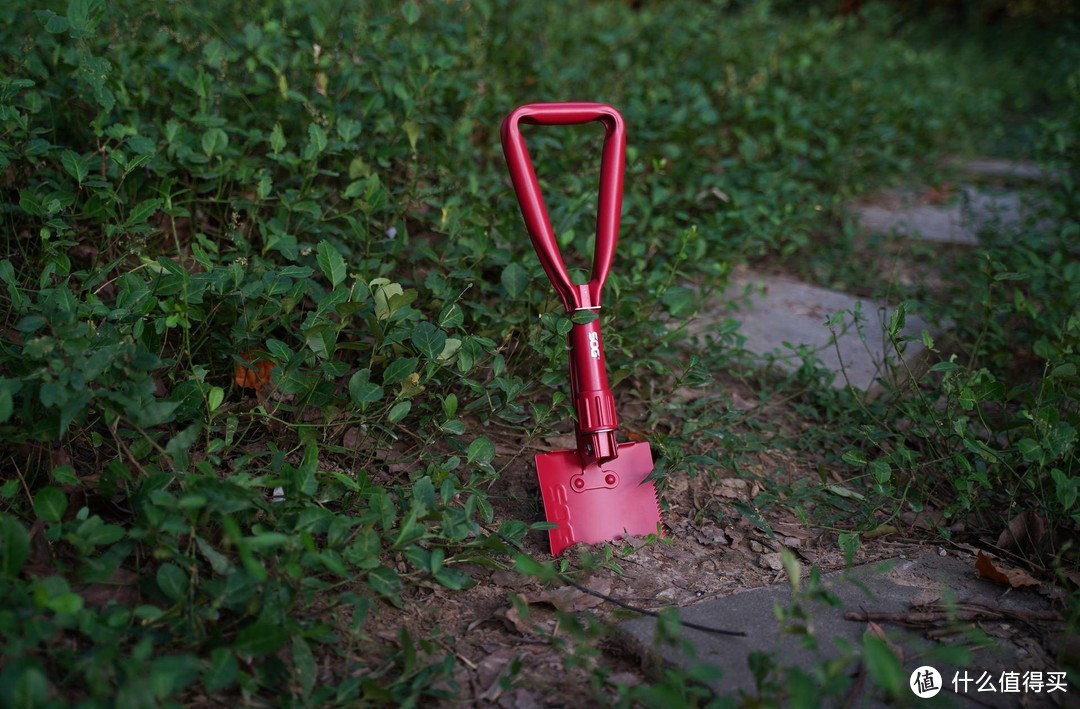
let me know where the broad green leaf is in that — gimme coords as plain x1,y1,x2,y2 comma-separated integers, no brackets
269,123,286,152
46,592,84,614
40,11,69,33
297,444,319,496
67,0,102,36
7,664,48,707
512,553,557,583
841,449,867,466
387,400,411,423
824,484,864,500
1016,438,1042,463
437,338,461,362
265,339,293,362
166,423,201,472
0,514,30,578
438,302,464,329
779,548,801,592
372,280,404,320
500,262,528,298
838,532,860,566
308,123,327,156
661,285,696,316
203,648,238,691
412,476,436,508
402,120,421,151
411,322,446,360
148,654,200,699
349,369,384,407
401,0,420,24
126,198,162,226
201,128,228,157
196,536,232,575
862,633,904,697
366,567,403,607
382,357,417,386
316,242,346,287
869,459,891,484
1050,363,1077,379
60,150,90,184
156,563,187,601
1052,468,1077,511
434,566,474,590
50,465,79,486
207,386,224,412
304,323,338,360
292,637,316,698
467,436,495,466
0,378,18,423
247,532,289,550
233,621,288,658
33,486,67,523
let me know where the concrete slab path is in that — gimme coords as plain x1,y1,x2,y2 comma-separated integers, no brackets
853,187,1027,246
706,271,934,393
617,551,1062,707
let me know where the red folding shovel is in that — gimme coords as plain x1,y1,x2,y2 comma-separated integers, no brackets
501,102,662,556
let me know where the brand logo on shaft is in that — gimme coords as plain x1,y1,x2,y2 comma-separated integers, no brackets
588,331,600,359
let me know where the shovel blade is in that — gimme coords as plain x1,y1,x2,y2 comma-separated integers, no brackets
535,441,661,556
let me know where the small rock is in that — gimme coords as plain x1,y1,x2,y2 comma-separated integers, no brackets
342,427,363,449
759,553,784,571
656,587,680,603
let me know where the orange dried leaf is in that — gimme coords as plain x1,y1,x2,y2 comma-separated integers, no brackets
975,551,1040,589
235,351,276,392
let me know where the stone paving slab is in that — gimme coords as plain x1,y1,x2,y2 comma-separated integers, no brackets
616,552,1059,707
947,157,1061,183
853,187,1026,246
710,271,934,393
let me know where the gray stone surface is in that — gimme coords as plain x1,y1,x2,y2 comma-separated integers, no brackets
948,157,1061,183
711,271,933,393
853,187,1026,245
616,552,1060,706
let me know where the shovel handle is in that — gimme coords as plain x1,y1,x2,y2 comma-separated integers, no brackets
500,102,625,312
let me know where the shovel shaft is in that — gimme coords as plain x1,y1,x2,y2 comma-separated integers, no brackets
569,319,618,463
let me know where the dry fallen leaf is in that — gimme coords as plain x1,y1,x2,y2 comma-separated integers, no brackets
77,568,140,608
717,478,751,500
975,551,1041,589
235,351,275,392
475,647,521,694
497,603,543,636
996,509,1047,555
521,577,611,613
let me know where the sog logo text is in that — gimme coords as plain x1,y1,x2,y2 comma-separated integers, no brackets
588,332,600,359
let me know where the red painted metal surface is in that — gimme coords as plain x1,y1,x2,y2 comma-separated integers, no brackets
501,102,661,556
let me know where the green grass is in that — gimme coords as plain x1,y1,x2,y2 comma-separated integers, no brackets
0,0,1076,705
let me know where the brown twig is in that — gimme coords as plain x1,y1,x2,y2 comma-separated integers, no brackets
845,603,1061,626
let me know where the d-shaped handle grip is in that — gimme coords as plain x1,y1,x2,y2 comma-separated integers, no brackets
500,102,626,312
